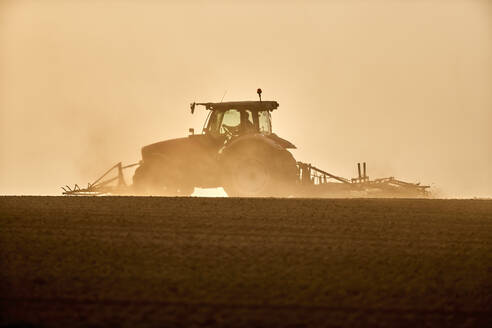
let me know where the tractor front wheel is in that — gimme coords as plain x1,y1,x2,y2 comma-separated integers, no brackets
132,163,194,196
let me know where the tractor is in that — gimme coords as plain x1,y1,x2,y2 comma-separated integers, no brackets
133,93,298,197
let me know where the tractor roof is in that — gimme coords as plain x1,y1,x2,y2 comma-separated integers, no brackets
191,101,279,113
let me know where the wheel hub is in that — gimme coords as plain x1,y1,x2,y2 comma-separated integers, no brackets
233,159,270,195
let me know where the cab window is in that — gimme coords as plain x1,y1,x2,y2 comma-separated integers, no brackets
205,111,223,136
258,111,272,134
220,109,241,134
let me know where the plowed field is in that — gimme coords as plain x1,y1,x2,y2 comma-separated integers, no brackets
1,197,491,327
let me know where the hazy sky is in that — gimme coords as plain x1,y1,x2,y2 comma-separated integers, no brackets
1,0,491,197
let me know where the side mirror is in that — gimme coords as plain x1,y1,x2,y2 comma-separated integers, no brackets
189,128,195,135
190,102,196,114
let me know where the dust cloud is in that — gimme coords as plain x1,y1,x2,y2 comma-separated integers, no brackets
0,0,491,197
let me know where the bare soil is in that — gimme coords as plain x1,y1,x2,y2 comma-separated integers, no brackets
1,196,491,327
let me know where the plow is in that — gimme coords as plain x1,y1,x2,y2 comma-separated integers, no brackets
63,90,430,198
62,162,139,196
296,162,429,198
63,161,429,197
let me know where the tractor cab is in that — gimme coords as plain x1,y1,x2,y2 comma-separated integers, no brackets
190,101,278,138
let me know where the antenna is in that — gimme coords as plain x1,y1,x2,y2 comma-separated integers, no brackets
257,88,262,102
220,90,227,102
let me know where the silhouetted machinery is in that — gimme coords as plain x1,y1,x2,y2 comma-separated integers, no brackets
63,89,430,197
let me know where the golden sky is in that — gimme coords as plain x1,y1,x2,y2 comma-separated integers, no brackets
0,0,491,197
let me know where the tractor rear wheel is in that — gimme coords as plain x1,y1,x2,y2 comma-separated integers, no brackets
221,144,297,197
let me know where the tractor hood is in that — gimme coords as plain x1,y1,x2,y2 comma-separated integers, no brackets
141,137,191,161
140,136,218,163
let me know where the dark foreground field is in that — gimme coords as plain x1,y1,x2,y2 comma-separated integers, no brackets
0,197,491,327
